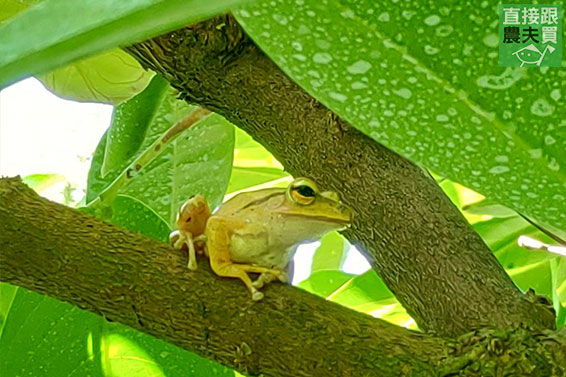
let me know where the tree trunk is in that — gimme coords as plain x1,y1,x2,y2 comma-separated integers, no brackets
124,15,555,337
1,177,565,376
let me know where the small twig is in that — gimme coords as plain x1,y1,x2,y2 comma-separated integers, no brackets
86,106,211,209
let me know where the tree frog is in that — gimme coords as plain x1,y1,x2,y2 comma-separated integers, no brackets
170,177,353,300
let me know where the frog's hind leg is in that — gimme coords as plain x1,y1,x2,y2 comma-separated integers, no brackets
252,271,287,289
206,217,264,300
210,262,264,301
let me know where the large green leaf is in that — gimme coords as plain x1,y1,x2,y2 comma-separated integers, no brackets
86,85,235,227
0,0,253,87
0,0,38,23
37,49,155,105
310,231,349,273
235,0,566,230
0,285,104,376
101,75,169,177
0,281,234,377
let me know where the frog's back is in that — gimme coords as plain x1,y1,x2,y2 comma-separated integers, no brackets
214,188,284,217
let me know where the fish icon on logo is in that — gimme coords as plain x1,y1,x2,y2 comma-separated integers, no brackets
512,44,555,67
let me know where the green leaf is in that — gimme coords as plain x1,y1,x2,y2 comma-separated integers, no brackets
325,270,413,328
111,195,171,243
226,166,289,193
232,127,284,169
475,216,554,268
100,323,234,377
101,75,169,177
0,285,234,377
472,214,562,303
235,0,566,231
0,0,38,24
310,231,348,273
298,269,414,327
0,286,105,376
37,49,155,105
298,270,354,298
22,173,65,193
551,258,566,328
0,0,254,87
87,86,235,227
463,198,517,218
226,126,289,193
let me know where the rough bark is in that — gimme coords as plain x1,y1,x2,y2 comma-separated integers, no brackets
1,177,565,377
124,15,555,337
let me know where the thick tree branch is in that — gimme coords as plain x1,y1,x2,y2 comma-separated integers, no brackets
125,15,555,337
1,177,565,376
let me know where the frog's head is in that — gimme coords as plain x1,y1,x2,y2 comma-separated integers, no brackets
175,194,211,237
273,177,353,239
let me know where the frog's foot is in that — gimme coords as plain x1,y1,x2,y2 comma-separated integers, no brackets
187,257,198,271
274,270,288,283
210,261,265,301
252,273,274,289
169,231,198,271
185,236,198,271
253,270,288,289
252,290,264,301
169,230,184,249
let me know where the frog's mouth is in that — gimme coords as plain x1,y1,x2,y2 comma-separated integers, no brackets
284,213,353,226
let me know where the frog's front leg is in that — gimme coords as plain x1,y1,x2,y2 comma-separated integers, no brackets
206,217,286,301
169,230,198,271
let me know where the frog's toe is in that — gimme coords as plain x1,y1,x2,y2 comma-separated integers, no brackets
169,231,182,247
252,290,264,301
276,271,288,283
187,260,198,271
252,278,264,289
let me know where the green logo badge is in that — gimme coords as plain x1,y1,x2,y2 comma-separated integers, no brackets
499,4,563,67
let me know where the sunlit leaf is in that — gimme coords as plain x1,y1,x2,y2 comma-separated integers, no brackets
226,127,288,194
463,198,517,218
37,49,155,105
507,260,553,298
0,286,235,377
0,0,38,23
0,287,104,376
226,167,288,194
298,270,354,298
310,231,348,273
22,173,65,193
551,258,566,328
232,127,283,169
0,0,254,87
236,0,566,231
298,269,414,327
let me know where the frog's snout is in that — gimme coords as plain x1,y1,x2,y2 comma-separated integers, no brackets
320,190,353,224
341,204,354,225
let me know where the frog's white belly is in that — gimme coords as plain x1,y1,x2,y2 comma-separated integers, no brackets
229,231,293,270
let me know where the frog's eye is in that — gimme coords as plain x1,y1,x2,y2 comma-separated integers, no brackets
288,178,318,205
